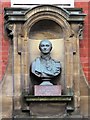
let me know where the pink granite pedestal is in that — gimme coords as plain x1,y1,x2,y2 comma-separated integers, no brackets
34,85,62,96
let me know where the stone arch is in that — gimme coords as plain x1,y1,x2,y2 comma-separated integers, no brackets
23,5,71,39
29,19,64,39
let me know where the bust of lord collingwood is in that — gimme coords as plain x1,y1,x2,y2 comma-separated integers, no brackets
30,39,62,85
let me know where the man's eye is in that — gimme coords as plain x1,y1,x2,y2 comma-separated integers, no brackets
46,45,49,47
41,45,44,47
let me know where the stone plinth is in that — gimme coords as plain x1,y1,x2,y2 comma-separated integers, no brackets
34,85,62,96
24,94,73,117
29,102,66,117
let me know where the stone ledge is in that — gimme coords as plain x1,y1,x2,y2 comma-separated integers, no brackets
24,95,73,103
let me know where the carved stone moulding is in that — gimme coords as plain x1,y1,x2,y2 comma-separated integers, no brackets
4,5,86,40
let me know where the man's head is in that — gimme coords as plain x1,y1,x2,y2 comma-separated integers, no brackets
39,40,52,54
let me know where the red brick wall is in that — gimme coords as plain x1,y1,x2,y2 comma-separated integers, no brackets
0,0,90,84
0,0,10,81
88,1,90,84
75,0,90,83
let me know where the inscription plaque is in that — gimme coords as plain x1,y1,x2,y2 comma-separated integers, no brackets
34,85,62,96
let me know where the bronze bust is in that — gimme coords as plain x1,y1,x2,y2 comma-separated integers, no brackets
30,40,62,85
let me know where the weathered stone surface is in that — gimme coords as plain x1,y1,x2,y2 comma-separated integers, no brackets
34,85,62,96
29,102,66,117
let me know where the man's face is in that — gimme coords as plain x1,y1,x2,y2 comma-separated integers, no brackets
40,40,52,54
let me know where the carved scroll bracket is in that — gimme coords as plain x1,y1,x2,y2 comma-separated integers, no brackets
70,23,84,40
77,24,84,40
5,23,14,44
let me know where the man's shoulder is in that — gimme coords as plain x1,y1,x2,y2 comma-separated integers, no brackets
52,58,60,63
32,57,40,64
52,59,61,68
35,57,40,61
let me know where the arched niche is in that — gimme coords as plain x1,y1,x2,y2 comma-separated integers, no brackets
29,19,63,39
27,19,65,94
23,5,71,39
22,6,72,94
12,5,84,97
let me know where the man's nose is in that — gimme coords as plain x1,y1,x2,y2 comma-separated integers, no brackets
44,47,47,50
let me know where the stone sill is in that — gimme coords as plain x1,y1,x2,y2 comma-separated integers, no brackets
24,95,73,102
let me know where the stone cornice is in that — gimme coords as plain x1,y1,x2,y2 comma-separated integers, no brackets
4,5,86,23
4,5,86,40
